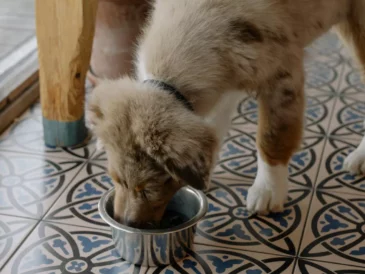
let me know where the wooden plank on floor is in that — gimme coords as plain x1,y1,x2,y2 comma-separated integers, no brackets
0,81,39,133
8,70,38,101
0,38,38,103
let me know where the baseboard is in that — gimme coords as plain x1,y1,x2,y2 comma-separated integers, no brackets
0,80,39,133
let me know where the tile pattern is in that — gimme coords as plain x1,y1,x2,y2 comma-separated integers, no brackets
300,191,365,268
0,216,36,267
0,150,84,219
195,179,311,256
295,259,365,274
1,31,365,273
329,62,365,141
146,245,295,274
1,222,140,274
316,138,365,196
45,160,110,230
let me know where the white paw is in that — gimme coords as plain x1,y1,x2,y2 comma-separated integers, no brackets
246,154,288,215
344,148,365,175
247,180,288,215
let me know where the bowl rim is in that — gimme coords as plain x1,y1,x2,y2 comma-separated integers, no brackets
98,186,208,235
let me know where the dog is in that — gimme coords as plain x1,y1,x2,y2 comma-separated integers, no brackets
87,0,365,228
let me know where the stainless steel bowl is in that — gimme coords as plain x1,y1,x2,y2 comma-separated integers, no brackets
98,186,207,267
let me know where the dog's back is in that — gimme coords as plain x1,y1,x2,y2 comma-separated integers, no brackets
137,0,350,105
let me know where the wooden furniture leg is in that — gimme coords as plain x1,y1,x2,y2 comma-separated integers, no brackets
35,0,98,147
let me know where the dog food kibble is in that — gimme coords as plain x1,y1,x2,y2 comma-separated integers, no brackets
160,210,189,229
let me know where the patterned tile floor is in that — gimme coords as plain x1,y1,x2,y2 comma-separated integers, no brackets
1,32,365,274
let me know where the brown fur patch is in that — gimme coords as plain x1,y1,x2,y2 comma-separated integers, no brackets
316,21,324,29
275,70,292,80
280,89,296,108
264,29,289,44
257,75,305,166
89,104,104,119
229,19,263,43
110,169,121,185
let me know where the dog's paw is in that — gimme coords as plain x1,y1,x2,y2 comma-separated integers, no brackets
246,154,289,215
246,181,288,215
344,147,365,175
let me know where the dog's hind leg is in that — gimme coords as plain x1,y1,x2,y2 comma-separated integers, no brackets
246,53,305,215
335,1,365,174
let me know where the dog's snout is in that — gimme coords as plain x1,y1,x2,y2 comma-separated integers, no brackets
125,217,159,229
113,214,122,224
125,219,143,228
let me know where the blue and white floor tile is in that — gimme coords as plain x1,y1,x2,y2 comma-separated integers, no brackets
1,31,365,273
0,215,36,268
295,259,365,274
328,64,365,141
315,137,365,196
214,128,325,189
44,160,111,230
1,222,140,274
299,191,365,267
336,60,365,98
305,30,344,61
146,245,295,274
329,95,365,141
0,151,84,219
195,178,311,256
231,90,337,137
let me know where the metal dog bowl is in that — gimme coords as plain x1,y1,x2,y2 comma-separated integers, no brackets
98,186,207,267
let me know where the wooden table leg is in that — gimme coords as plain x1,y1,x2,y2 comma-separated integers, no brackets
35,0,98,147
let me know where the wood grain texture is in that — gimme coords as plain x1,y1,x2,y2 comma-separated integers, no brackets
35,0,98,122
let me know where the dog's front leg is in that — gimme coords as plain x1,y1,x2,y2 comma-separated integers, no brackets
247,59,305,215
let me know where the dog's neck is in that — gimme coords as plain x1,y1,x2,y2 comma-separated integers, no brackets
136,57,222,116
143,79,194,112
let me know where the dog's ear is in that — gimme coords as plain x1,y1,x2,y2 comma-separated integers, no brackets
163,153,213,190
144,122,218,190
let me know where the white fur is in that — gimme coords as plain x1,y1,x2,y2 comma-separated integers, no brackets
205,92,245,145
136,54,155,81
246,153,289,215
344,121,365,174
96,139,104,151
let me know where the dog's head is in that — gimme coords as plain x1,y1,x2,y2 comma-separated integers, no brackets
87,77,218,228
